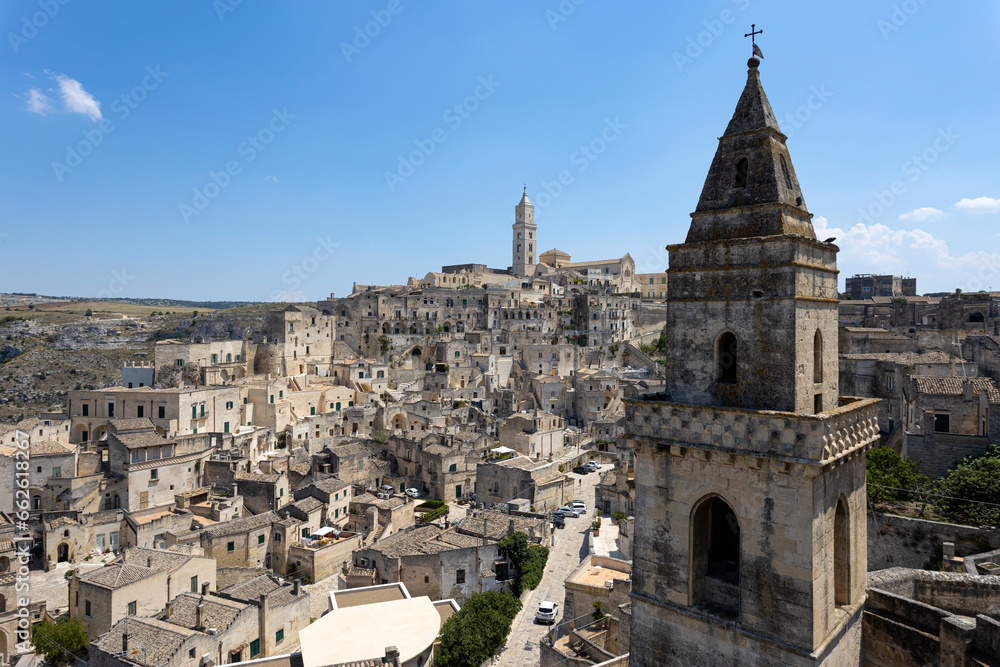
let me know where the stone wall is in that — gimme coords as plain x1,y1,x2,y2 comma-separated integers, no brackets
905,430,992,479
867,513,1000,572
864,568,1000,666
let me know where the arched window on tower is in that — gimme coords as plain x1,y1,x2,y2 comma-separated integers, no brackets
691,496,740,615
834,496,850,606
734,158,748,188
780,154,794,190
813,329,823,383
717,332,738,384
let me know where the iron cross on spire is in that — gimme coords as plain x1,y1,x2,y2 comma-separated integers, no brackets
745,23,763,58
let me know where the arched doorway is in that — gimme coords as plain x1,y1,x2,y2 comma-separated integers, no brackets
691,495,740,615
57,543,69,562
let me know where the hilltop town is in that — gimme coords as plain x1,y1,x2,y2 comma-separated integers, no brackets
2,60,1000,667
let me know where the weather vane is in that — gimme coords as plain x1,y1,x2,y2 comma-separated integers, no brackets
744,23,763,59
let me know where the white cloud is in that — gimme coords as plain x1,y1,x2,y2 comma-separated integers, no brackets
814,216,1000,292
26,88,54,115
53,73,101,121
265,175,278,183
955,196,1000,215
898,207,944,223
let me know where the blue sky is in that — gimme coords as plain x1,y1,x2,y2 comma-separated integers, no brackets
4,1,999,301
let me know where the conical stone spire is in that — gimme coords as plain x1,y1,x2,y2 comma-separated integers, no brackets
688,58,813,243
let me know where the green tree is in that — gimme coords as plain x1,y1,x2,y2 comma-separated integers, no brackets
592,599,606,621
437,592,521,667
498,532,549,594
866,446,927,504
934,444,1000,525
31,618,88,667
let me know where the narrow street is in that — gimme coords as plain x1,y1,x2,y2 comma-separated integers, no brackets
494,465,605,667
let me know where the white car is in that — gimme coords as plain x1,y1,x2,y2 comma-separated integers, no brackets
585,461,601,472
405,488,420,498
554,506,580,518
535,601,559,624
571,500,587,514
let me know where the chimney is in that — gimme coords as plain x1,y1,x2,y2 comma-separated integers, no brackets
202,582,210,595
147,557,152,568
165,600,173,618
258,593,269,657
293,580,300,596
123,633,129,653
196,601,205,630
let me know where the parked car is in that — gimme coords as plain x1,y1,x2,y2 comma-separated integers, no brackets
571,500,588,514
404,488,420,498
572,465,590,475
551,513,566,529
535,601,559,624
554,506,580,518
585,461,601,472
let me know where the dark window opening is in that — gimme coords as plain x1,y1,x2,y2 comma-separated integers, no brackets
813,329,823,383
934,413,950,433
734,158,748,188
717,332,738,384
834,496,850,606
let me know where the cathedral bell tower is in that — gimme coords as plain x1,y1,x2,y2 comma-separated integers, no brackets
625,54,880,667
512,187,537,277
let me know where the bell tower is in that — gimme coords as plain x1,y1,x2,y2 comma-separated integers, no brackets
512,187,536,277
625,54,880,667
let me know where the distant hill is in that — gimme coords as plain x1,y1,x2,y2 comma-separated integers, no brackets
86,297,266,309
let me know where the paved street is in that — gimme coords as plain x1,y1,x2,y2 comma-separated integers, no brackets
494,465,605,667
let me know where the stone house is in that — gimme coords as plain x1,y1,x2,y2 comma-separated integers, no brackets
351,524,500,604
234,470,290,514
43,509,124,565
70,547,216,640
215,574,311,657
152,338,254,387
499,411,565,461
562,556,631,627
594,469,634,519
283,530,362,582
278,496,325,539
477,455,571,513
106,419,212,511
67,385,242,443
200,512,278,569
839,351,976,441
344,493,414,540
902,375,1000,477
293,477,352,525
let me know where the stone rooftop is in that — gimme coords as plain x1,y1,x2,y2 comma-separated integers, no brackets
202,511,278,538
96,616,194,666
119,547,193,572
109,417,157,431
80,563,158,589
235,471,281,483
914,376,998,397
366,524,490,558
166,592,244,631
220,573,301,607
